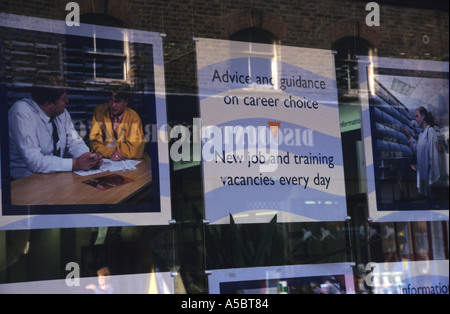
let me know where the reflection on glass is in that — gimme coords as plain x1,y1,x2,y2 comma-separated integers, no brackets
85,266,115,294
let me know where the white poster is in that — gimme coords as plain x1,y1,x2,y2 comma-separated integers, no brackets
0,13,171,230
369,260,449,294
208,263,355,294
0,271,175,294
358,56,449,222
196,38,346,224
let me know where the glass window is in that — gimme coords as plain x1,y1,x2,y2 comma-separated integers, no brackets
0,0,448,297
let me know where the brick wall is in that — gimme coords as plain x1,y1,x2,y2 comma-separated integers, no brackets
1,0,448,98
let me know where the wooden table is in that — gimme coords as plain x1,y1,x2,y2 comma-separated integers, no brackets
11,160,152,205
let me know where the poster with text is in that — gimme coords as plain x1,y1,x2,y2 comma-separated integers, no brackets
358,56,449,222
0,13,171,230
369,260,449,295
196,38,346,224
208,263,355,294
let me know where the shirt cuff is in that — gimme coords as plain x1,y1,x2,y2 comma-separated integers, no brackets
62,158,74,172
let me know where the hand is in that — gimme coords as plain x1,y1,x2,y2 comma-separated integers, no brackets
73,152,99,171
93,153,104,169
111,149,125,161
403,127,411,139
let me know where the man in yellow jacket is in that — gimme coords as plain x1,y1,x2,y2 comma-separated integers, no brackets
89,88,146,161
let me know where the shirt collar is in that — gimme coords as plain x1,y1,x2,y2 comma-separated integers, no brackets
109,109,125,121
28,98,52,123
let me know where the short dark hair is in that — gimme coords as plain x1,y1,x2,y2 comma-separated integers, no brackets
109,84,132,103
97,266,112,276
31,77,67,105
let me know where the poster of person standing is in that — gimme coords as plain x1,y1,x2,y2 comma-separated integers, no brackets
359,56,448,222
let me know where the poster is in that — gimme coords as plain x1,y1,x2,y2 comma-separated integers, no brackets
0,13,171,230
369,260,449,295
196,38,347,224
358,56,449,222
208,263,355,294
0,271,175,294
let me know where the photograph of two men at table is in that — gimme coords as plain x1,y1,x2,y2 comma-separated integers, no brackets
8,76,148,181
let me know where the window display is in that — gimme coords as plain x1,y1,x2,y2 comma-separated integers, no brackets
0,0,448,296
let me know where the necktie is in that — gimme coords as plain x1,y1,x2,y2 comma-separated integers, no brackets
50,118,60,157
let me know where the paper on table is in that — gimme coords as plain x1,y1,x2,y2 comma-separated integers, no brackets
74,159,142,176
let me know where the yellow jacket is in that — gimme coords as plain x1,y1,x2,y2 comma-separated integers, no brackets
89,103,146,159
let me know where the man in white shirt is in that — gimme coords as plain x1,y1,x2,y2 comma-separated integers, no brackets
9,78,103,179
